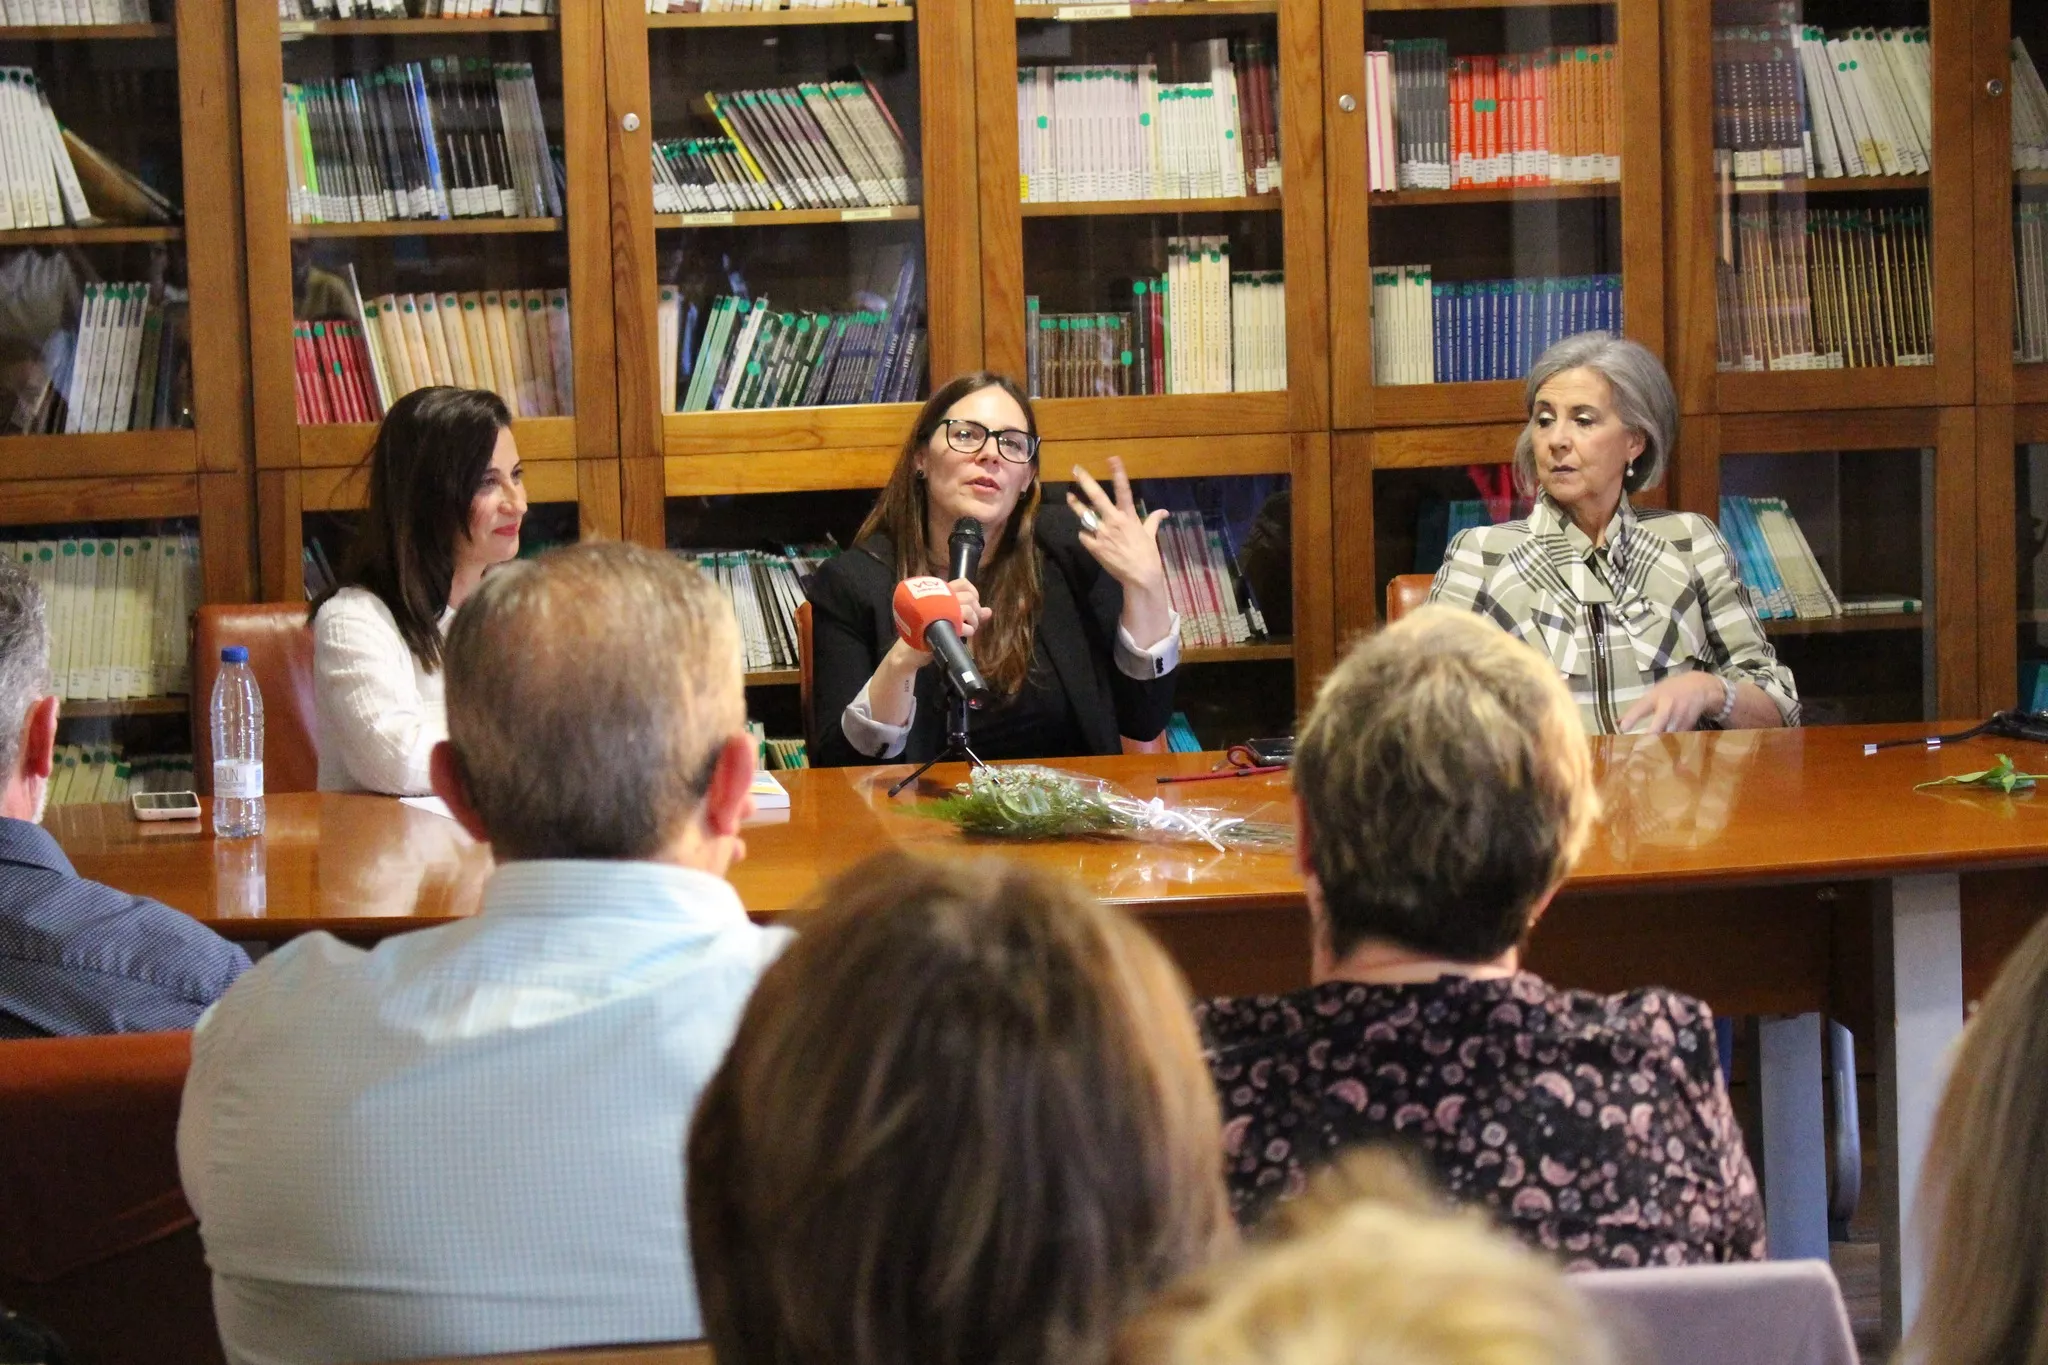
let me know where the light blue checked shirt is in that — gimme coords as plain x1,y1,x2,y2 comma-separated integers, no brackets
177,858,790,1365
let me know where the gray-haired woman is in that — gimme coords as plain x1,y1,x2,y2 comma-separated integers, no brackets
1429,332,1798,734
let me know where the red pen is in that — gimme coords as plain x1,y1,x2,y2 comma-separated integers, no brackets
1156,765,1288,785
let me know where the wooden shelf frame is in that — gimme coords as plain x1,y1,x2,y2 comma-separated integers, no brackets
0,224,183,245
278,17,558,35
649,7,916,26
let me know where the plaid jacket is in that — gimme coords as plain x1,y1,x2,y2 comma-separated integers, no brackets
1429,495,1800,735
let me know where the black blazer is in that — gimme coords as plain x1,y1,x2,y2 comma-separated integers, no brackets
805,504,1177,767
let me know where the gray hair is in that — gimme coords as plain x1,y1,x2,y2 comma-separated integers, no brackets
1511,333,1678,499
443,540,745,861
0,562,49,779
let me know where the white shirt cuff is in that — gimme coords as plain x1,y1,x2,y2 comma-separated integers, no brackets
841,681,914,759
1115,611,1181,681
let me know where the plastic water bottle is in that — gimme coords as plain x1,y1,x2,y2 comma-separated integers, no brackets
211,645,265,839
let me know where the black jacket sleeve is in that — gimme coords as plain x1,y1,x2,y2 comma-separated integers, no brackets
805,545,901,770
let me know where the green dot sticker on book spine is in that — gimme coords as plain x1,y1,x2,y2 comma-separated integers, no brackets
1120,349,1132,365
1037,115,1048,128
1134,281,1147,295
1140,112,1151,126
748,362,762,375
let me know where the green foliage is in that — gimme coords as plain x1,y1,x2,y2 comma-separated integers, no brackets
1915,754,2044,794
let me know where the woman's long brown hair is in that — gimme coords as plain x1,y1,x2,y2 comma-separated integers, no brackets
1900,914,2048,1365
856,372,1042,696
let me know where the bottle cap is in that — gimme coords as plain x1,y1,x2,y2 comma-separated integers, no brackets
221,646,249,664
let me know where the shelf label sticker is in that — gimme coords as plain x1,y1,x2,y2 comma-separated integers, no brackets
1053,4,1133,19
680,211,737,226
841,206,896,221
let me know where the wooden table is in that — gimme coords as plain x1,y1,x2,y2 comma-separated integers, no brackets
48,723,2048,1338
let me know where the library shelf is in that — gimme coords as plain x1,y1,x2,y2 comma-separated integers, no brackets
287,218,562,240
1020,194,1280,217
1369,183,1617,207
1183,641,1292,664
1725,173,1930,196
298,453,578,513
661,405,921,461
1031,394,1299,445
278,17,557,36
0,225,183,246
1365,381,1527,434
60,697,188,720
0,430,200,482
2019,170,2048,189
1015,0,1277,17
655,206,922,229
1762,613,1925,637
0,474,200,526
1716,365,1941,415
0,23,173,39
295,416,580,469
648,7,914,26
744,669,801,687
1364,0,1594,9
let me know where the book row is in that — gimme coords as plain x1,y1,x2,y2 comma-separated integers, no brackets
5,533,199,701
47,748,195,810
2012,39,2048,173
1711,23,1930,182
0,1,150,23
1370,268,1622,386
1016,40,1281,204
1,68,178,231
660,251,924,412
1157,509,1268,650
17,280,190,437
2017,203,2048,366
1719,495,1919,621
283,61,562,225
748,722,807,774
278,1,557,18
675,85,915,214
649,0,904,12
1025,272,1283,400
1714,206,1932,373
296,277,575,424
1365,40,1619,194
680,545,839,674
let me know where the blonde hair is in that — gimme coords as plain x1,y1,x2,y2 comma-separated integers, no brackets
1293,605,1599,962
1117,1151,1613,1365
1899,914,2048,1365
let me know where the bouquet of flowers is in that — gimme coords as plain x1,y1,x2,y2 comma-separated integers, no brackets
919,764,1292,852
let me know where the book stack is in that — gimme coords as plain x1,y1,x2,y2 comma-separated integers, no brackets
1714,205,1932,372
5,533,199,701
747,722,807,773
2017,202,2048,365
677,84,915,214
661,252,922,411
679,544,839,673
278,1,558,17
1162,712,1201,753
2016,39,2048,172
1719,494,1920,621
1711,18,1930,184
47,747,195,809
650,0,905,13
11,281,191,436
282,60,562,225
296,273,574,423
1364,39,1619,193
1016,39,1281,203
1157,509,1268,649
1,68,180,229
1025,240,1283,398
1370,265,1621,385
0,2,153,23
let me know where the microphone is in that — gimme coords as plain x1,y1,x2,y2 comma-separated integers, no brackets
892,577,991,707
948,516,984,584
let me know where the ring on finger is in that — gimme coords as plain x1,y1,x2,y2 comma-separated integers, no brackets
1077,508,1101,533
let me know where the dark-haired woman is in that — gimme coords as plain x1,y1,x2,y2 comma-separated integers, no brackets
805,372,1179,767
311,386,526,794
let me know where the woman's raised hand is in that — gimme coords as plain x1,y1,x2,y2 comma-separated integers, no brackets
1068,456,1168,594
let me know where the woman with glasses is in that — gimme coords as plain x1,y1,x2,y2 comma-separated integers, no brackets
805,371,1180,767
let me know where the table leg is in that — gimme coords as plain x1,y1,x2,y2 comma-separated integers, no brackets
1757,1012,1829,1261
1874,872,1964,1346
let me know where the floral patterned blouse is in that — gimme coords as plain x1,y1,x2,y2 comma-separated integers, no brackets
1198,973,1767,1269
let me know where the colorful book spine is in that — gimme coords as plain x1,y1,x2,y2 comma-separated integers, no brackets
1370,41,1616,193
1374,270,1620,385
1715,205,1931,372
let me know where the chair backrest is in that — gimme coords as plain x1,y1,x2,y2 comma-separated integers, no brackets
1385,573,1434,624
794,599,816,756
1572,1261,1859,1365
191,603,319,794
0,1031,220,1365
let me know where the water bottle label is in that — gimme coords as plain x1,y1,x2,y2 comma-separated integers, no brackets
214,761,264,799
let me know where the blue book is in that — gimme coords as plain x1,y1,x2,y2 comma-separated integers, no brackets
406,63,450,219
1433,283,1453,383
1478,283,1494,381
1457,284,1477,383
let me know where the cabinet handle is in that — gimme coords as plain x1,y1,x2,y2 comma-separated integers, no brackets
621,112,643,132
1337,94,1357,112
1988,78,2006,98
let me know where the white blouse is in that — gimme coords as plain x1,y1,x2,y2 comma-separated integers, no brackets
313,587,452,795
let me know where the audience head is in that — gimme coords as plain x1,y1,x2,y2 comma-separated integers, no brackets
687,852,1233,1365
1294,606,1598,970
1117,1151,1613,1365
1513,332,1677,506
1902,913,2048,1365
322,385,526,670
859,371,1044,695
429,540,752,869
0,561,55,823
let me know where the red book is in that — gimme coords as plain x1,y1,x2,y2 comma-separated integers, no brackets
1533,50,1552,184
295,325,332,425
345,324,383,419
1451,58,1471,189
1506,55,1525,186
1473,55,1497,185
314,323,355,424
1149,282,1166,396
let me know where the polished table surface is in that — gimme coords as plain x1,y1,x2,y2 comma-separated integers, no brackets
46,723,2048,939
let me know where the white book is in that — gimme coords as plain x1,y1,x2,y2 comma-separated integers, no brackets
62,283,103,434
1854,29,1925,172
4,71,55,227
106,285,149,434
658,287,681,414
0,72,23,231
85,537,119,699
111,537,141,697
66,539,97,698
522,291,558,418
1875,29,1932,164
82,283,130,433
1817,38,1877,175
130,534,160,697
177,532,200,695
31,74,91,224
715,299,770,410
1827,37,1899,175
1793,33,1845,178
50,540,80,700
546,289,575,416
148,536,178,696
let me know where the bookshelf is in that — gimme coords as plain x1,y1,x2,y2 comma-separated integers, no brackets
235,2,619,600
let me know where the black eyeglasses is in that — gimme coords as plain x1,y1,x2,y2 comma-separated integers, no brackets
940,418,1038,464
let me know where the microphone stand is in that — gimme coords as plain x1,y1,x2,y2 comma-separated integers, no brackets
887,680,987,798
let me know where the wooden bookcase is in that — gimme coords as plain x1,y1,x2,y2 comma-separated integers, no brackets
235,3,619,599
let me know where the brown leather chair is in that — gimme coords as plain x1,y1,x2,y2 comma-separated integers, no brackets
1385,573,1434,624
191,604,319,795
0,1031,222,1365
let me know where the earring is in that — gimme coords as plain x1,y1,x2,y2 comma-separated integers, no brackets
1626,461,1635,479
